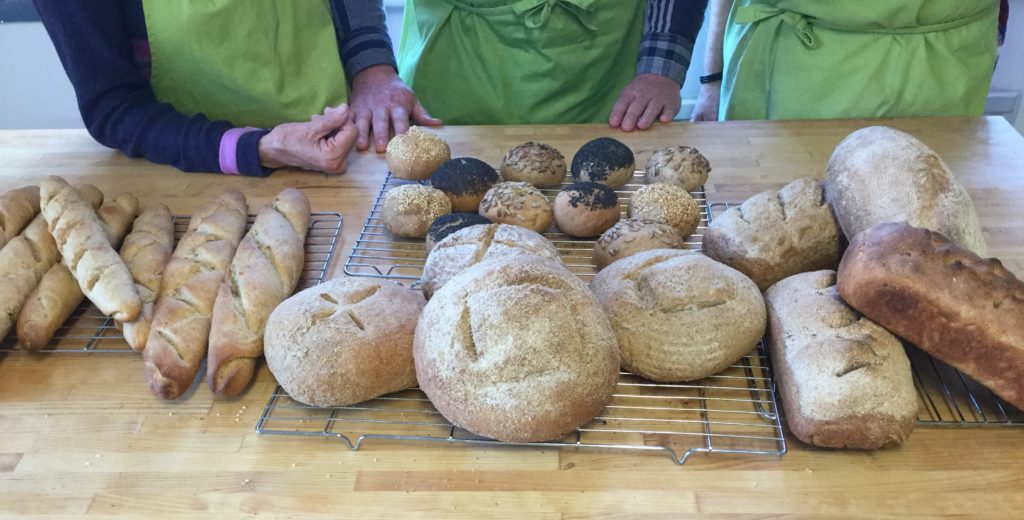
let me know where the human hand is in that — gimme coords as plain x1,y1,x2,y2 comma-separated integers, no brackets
609,74,682,132
690,83,721,122
258,104,358,174
349,64,442,153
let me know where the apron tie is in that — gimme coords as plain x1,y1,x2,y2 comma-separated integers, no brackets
735,5,819,49
511,0,598,30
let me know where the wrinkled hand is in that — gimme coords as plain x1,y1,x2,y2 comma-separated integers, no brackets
609,74,682,132
258,104,358,174
690,83,721,122
348,64,442,153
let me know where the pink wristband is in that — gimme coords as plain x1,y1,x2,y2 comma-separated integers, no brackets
218,127,259,175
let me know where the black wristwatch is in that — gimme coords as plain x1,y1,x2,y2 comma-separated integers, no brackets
699,72,723,84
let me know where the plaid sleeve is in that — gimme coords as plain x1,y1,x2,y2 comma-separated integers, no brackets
331,0,398,81
637,0,708,84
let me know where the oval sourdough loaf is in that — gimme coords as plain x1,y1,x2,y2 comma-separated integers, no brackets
765,270,917,449
825,125,986,255
703,177,842,290
414,256,619,443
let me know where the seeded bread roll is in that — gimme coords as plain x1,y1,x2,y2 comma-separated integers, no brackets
119,204,175,352
415,256,620,443
479,181,553,233
627,183,701,237
591,249,767,382
265,277,425,407
766,270,917,449
553,182,621,238
421,223,563,299
425,213,491,252
0,186,41,253
644,146,711,192
431,157,500,212
385,126,450,180
381,184,452,238
571,137,634,188
500,142,566,188
593,218,685,269
837,222,1024,411
703,177,843,291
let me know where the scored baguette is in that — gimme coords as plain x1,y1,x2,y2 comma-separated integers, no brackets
119,204,175,352
0,186,41,253
40,176,141,321
0,185,103,343
143,190,248,399
207,188,310,397
17,193,140,352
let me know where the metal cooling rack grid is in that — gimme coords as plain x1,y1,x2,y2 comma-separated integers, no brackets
707,202,1023,427
344,170,712,288
0,212,343,353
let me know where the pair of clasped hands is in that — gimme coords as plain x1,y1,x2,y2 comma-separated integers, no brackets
257,66,683,174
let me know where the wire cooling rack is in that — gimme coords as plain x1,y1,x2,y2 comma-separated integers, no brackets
0,212,343,353
343,171,711,287
260,175,787,465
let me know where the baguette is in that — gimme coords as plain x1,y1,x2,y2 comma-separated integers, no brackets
837,222,1024,411
17,193,139,352
119,204,175,352
143,190,248,399
0,185,103,343
207,188,310,397
40,177,141,321
0,186,41,252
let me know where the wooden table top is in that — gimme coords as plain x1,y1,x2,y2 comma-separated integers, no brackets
1,117,1022,518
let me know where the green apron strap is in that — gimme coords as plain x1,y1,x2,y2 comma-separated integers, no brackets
142,0,348,129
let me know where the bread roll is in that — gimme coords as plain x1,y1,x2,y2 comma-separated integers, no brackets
703,177,842,290
571,137,634,188
626,183,701,237
0,186,41,252
478,181,553,233
265,277,425,407
207,188,310,398
590,249,767,382
381,184,451,238
592,218,684,269
143,190,248,400
425,213,491,252
644,146,710,192
431,158,500,212
17,193,140,352
825,125,986,255
119,204,175,351
0,185,102,343
553,181,620,238
40,176,141,321
766,270,917,449
837,222,1024,411
415,256,620,443
420,223,563,299
385,126,450,180
500,142,566,188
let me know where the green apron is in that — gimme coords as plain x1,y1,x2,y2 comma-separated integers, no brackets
398,0,645,125
719,0,999,121
142,0,348,128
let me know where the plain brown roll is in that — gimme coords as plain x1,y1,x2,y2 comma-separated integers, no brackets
207,188,310,398
265,277,425,407
119,204,175,352
0,184,102,344
414,256,620,443
0,185,41,253
143,190,248,400
590,249,767,382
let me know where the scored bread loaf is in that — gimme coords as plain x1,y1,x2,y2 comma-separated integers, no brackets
40,176,141,321
143,190,248,399
702,177,843,290
119,205,175,352
765,270,917,449
17,193,140,351
837,222,1024,411
0,186,41,252
207,188,310,397
0,184,103,343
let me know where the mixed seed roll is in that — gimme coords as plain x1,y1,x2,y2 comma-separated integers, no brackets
593,218,686,269
571,137,635,188
425,213,491,252
500,142,567,188
479,181,553,234
553,181,621,238
431,157,501,212
645,145,711,191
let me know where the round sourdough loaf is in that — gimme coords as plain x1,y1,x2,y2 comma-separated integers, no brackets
414,256,620,443
590,249,767,382
420,223,563,298
264,277,425,407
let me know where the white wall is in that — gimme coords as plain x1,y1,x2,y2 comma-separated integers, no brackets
2,1,1023,131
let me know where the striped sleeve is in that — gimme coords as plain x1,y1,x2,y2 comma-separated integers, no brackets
331,0,398,81
637,0,708,84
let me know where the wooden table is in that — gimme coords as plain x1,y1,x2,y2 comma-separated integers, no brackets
1,117,1023,518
